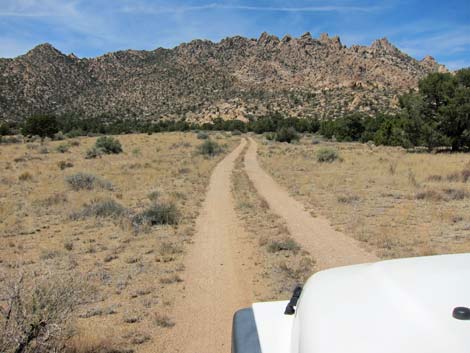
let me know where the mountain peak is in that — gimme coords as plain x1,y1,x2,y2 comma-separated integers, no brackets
319,33,342,49
25,43,64,58
300,32,312,40
421,55,448,73
370,37,398,53
258,32,280,45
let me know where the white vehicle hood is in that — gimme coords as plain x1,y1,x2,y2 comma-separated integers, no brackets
290,253,470,353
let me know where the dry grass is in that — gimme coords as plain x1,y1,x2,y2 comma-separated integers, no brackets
257,135,470,259
232,146,315,299
0,132,239,353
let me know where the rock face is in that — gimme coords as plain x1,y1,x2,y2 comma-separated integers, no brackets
0,33,447,122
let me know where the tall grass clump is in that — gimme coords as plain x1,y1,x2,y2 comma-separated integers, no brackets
316,147,340,163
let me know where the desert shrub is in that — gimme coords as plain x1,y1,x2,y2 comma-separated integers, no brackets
26,143,39,150
196,131,209,140
275,127,299,143
231,130,242,136
415,189,443,201
154,313,175,328
38,146,49,154
427,174,443,182
64,241,74,251
132,201,180,228
0,272,89,353
197,139,223,157
65,173,113,191
463,169,470,183
94,136,122,154
58,160,74,170
311,136,321,144
56,143,71,153
18,171,33,181
69,140,80,147
65,129,85,138
34,193,68,208
337,195,360,203
442,188,468,200
447,168,470,183
159,275,183,284
53,131,66,140
262,132,274,141
85,146,103,159
40,249,61,260
70,198,126,220
267,238,300,253
316,147,340,163
159,242,183,256
148,190,160,201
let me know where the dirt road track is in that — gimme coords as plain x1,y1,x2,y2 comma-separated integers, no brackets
244,137,378,270
166,139,256,353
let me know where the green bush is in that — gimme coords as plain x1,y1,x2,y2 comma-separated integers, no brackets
95,136,123,154
21,115,59,138
275,127,299,143
197,139,223,157
0,123,11,136
65,129,85,138
316,147,340,163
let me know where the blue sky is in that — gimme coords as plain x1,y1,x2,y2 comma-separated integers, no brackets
0,0,468,70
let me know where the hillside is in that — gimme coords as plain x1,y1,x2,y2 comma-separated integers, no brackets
0,32,446,122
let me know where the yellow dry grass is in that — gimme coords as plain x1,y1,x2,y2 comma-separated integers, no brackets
256,135,470,259
0,132,239,352
232,145,314,300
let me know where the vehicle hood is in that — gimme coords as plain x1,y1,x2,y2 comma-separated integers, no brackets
290,253,470,353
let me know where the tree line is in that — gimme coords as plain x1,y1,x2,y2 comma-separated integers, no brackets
1,68,468,151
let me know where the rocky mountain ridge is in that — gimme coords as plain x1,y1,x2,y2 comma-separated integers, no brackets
0,32,447,122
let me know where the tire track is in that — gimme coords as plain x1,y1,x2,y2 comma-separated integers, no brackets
165,139,256,353
244,137,378,270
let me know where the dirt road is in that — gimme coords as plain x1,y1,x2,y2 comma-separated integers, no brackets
165,137,377,353
166,139,257,353
244,137,378,270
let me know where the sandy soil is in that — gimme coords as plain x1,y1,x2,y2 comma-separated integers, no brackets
244,137,378,270
164,139,260,353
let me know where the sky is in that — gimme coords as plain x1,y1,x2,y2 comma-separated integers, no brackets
0,0,469,70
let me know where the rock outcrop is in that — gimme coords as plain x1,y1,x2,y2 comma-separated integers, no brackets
0,33,447,122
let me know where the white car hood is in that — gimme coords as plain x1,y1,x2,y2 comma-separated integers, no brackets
290,253,470,353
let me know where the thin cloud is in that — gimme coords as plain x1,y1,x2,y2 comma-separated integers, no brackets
120,3,380,15
396,27,470,58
